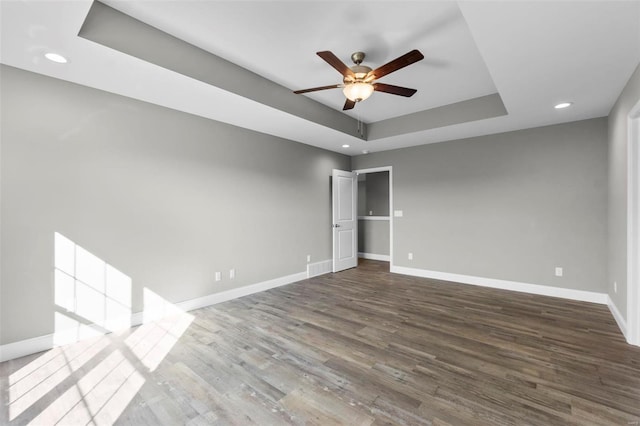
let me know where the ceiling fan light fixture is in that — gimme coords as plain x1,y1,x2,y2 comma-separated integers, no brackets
294,50,423,109
343,82,374,102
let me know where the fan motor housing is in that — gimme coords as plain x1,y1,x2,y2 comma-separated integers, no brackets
345,65,373,84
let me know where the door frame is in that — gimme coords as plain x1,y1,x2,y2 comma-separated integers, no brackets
627,100,640,346
353,166,393,266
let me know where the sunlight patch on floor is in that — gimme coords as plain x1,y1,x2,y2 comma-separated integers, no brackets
6,233,195,424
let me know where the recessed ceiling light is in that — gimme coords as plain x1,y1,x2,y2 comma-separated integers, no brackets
45,53,67,63
342,144,350,148
362,150,370,154
554,102,572,109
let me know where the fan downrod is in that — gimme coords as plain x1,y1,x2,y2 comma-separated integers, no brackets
351,52,365,65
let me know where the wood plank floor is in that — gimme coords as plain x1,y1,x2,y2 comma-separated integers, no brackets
3,259,640,425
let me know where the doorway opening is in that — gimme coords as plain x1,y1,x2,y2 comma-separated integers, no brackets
354,166,393,266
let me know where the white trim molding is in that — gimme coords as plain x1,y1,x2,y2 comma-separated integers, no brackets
175,270,307,313
353,166,393,266
391,265,608,305
354,166,392,175
357,216,390,221
358,252,390,262
0,335,56,364
0,270,307,362
608,296,628,339
627,100,640,346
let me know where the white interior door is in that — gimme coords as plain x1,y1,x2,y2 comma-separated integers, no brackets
332,169,358,272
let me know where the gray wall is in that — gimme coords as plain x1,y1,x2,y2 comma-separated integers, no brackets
608,63,640,317
358,180,367,216
358,220,390,256
0,65,349,345
365,172,390,216
353,118,608,293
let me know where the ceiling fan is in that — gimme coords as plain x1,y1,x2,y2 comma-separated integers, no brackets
293,50,424,110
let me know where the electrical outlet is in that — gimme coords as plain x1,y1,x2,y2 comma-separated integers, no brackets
408,252,413,260
369,210,373,216
614,281,618,293
555,267,563,277
307,255,311,263
230,269,235,279
215,272,221,282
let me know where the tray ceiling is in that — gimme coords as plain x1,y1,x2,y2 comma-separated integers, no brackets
1,1,639,155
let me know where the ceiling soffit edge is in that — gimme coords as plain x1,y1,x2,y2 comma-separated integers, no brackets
80,1,508,144
79,1,366,140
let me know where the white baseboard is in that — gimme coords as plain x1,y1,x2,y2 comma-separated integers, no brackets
3,265,628,362
176,270,307,313
391,265,608,305
391,266,635,341
0,270,307,363
607,296,628,339
307,260,332,278
0,335,56,364
358,252,390,262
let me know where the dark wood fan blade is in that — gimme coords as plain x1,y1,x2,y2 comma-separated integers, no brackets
317,51,355,78
293,84,341,94
343,99,356,110
373,83,417,97
368,49,424,80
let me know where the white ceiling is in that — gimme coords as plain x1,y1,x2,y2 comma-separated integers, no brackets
2,1,640,155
